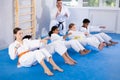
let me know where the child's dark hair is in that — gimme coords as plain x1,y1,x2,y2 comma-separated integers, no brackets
69,23,75,29
13,27,22,34
83,19,90,23
48,26,58,37
22,35,32,40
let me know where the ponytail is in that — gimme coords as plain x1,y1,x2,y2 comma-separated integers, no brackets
48,31,53,37
48,26,58,37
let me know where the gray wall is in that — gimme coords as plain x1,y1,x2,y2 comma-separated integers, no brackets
36,0,55,38
0,0,13,50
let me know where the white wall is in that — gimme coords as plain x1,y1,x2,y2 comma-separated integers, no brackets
36,0,55,38
68,8,120,33
0,0,13,50
67,8,89,30
116,11,120,33
89,9,117,32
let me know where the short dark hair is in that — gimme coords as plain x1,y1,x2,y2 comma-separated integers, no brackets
13,27,22,34
83,19,90,23
69,23,75,29
57,0,62,2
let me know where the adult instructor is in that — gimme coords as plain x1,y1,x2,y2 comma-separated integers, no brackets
50,0,70,35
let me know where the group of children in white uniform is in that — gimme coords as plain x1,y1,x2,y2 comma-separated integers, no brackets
8,26,88,76
8,18,118,76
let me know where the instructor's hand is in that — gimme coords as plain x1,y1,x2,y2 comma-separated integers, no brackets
64,13,68,17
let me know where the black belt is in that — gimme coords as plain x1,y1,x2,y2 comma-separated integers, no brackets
58,22,64,30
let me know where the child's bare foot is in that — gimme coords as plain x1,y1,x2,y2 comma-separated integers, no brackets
80,49,91,55
111,42,118,45
53,67,63,72
84,49,91,54
65,60,75,65
71,59,77,64
45,70,53,76
67,58,77,64
65,53,77,64
67,57,77,64
106,43,113,47
103,42,107,46
98,43,105,50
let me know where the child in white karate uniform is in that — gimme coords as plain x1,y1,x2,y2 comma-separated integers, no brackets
49,26,91,56
23,35,76,65
9,28,63,76
80,19,118,46
68,23,105,50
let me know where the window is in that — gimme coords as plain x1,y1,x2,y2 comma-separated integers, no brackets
119,0,120,7
62,0,120,8
102,0,116,7
62,0,78,7
83,0,99,7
